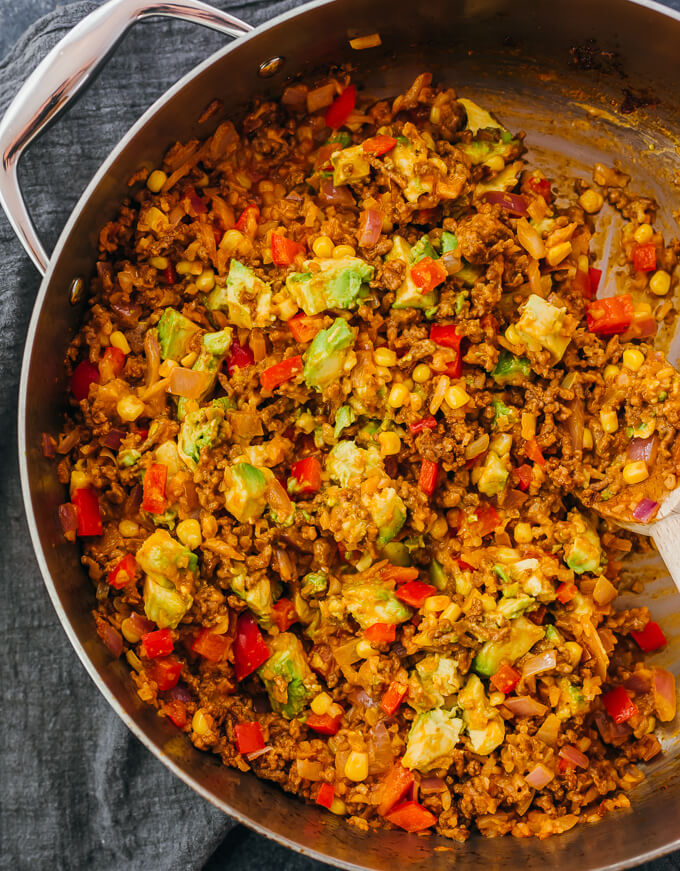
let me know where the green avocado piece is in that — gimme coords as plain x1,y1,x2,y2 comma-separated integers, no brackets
411,235,438,264
408,655,462,712
458,98,504,134
333,404,356,439
223,462,267,523
176,328,232,420
496,594,535,619
458,136,517,166
455,262,483,287
492,349,531,386
386,236,438,310
301,572,328,599
286,257,374,316
258,632,320,719
492,398,516,430
440,232,458,255
564,511,602,574
331,144,371,186
343,580,413,628
178,404,226,468
390,136,433,203
143,574,193,629
458,674,505,754
402,708,463,772
326,440,381,487
158,308,200,361
429,559,447,591
477,450,510,497
473,616,545,677
206,259,272,329
382,541,412,567
364,487,407,547
137,529,196,581
230,571,274,627
514,294,571,362
303,317,355,391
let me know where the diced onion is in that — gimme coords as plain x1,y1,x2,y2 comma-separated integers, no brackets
419,776,446,794
248,745,273,762
368,721,393,774
522,651,557,679
535,713,560,746
558,744,589,769
441,250,463,275
101,428,125,449
333,639,361,667
58,502,78,537
627,435,658,465
96,620,123,657
525,762,554,789
632,498,659,522
318,179,356,207
349,33,382,50
282,84,308,111
465,433,489,460
265,479,293,520
482,191,529,216
503,696,548,717
593,575,618,606
624,671,652,695
652,667,677,722
307,83,336,113
297,758,323,780
358,208,383,248
167,366,212,399
517,219,546,260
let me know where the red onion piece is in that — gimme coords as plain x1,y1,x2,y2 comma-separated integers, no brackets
419,776,446,794
42,432,56,458
482,191,529,216
318,179,356,208
594,710,630,744
357,208,383,248
168,366,212,399
368,720,394,774
525,762,554,789
441,250,463,275
503,696,548,717
627,435,658,465
558,744,589,769
593,575,617,606
307,83,336,113
282,84,307,111
58,503,78,538
632,497,659,523
96,620,123,658
522,651,557,679
349,688,377,709
652,667,677,722
247,745,273,762
535,713,560,746
101,428,125,450
623,672,652,695
165,684,192,703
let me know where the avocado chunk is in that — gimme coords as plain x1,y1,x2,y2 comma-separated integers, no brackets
206,259,272,329
143,575,193,629
137,530,195,628
386,236,438,310
429,559,447,591
477,449,510,498
258,632,320,719
230,570,274,627
382,541,412,567
286,257,374,316
333,404,356,439
458,674,505,755
408,655,461,712
564,511,602,574
326,440,381,487
458,98,505,134
402,708,464,772
301,572,328,599
475,160,523,195
389,135,433,203
223,463,267,523
176,328,232,420
342,580,413,629
492,349,531,386
440,231,458,255
497,593,535,619
411,234,438,264
363,486,407,547
514,294,572,362
158,308,200,361
331,144,371,186
178,404,226,468
473,616,545,677
303,317,356,391
491,398,516,430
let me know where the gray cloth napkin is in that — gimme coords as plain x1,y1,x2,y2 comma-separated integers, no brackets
0,2,679,870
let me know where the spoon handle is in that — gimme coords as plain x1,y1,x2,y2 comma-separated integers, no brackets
651,514,680,594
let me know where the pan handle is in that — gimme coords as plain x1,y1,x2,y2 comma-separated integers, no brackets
0,0,252,276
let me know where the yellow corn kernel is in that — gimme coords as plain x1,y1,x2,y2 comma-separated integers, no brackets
158,359,178,377
441,603,462,623
110,330,131,355
622,460,649,485
521,412,536,440
599,408,618,434
121,617,144,644
514,522,533,544
470,466,483,485
444,384,471,410
356,640,378,659
577,255,590,274
582,427,593,450
311,692,333,716
278,297,299,321
430,516,449,540
192,709,213,736
489,691,505,706
177,518,202,550
374,347,397,367
622,348,645,371
196,269,215,292
634,223,654,244
330,797,347,815
564,641,583,667
175,260,195,276
410,393,423,412
344,750,369,782
378,431,401,456
69,471,90,497
423,595,451,613
312,235,334,258
635,301,653,316
149,255,169,270
118,520,139,538
327,703,344,719
146,169,168,193
219,229,244,252
333,244,356,259
388,383,409,409
117,395,145,422
603,364,620,381
490,433,512,455
484,154,505,173
412,363,432,383
481,594,496,612
546,241,572,266
578,189,604,214
505,324,521,346
649,269,671,296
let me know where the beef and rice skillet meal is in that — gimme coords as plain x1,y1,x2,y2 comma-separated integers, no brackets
49,71,679,840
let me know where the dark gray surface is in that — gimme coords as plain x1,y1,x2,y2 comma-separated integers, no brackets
0,2,678,870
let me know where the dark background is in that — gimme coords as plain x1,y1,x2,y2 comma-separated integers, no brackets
0,2,678,870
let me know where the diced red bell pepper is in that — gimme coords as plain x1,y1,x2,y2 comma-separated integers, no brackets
316,782,335,809
429,324,462,349
148,656,182,691
226,340,255,376
70,360,99,401
490,663,521,694
234,612,270,681
287,312,323,343
458,557,474,570
602,686,639,724
377,763,415,816
362,135,397,156
142,628,174,659
411,256,447,294
632,243,657,273
272,598,298,632
72,487,103,536
571,269,592,301
558,757,574,774
556,582,577,604
381,681,408,716
260,355,303,391
164,699,188,729
396,581,437,609
192,628,230,663
589,267,602,297
271,232,305,266
418,458,439,497
528,176,552,199
364,623,396,644
142,463,168,514
235,721,265,755
525,438,545,466
471,502,500,537
325,84,356,129
586,294,634,335
99,346,126,381
409,416,437,434
288,456,322,495
234,204,260,235
385,800,437,833
163,264,177,284
306,712,341,735
107,553,136,589
514,464,533,492
631,620,667,652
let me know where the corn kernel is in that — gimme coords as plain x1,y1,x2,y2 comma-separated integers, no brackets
649,269,671,296
378,431,401,456
196,269,215,292
564,641,583,667
521,412,536,440
484,154,505,172
490,433,512,455
374,347,397,367
158,359,178,377
599,408,618,434
69,470,90,495
311,692,333,716
634,223,654,244
118,520,139,538
583,427,593,450
219,229,244,252
578,255,590,274
514,522,533,543
622,460,649,485
481,594,496,612
578,189,604,214
175,260,195,276
149,255,169,270
176,518,202,550
430,516,449,540
117,395,145,422
423,595,451,613
327,703,344,719
344,750,369,782
505,324,521,346
312,235,334,258
278,298,299,321
388,383,409,408
333,244,356,259
489,691,505,706
146,169,168,193
110,330,131,354
622,348,645,371
444,384,471,410
121,617,144,644
603,364,620,381
441,603,462,622
192,709,213,736
181,351,198,368
330,797,347,815
412,363,432,383
356,640,378,659
410,393,423,412
546,241,572,266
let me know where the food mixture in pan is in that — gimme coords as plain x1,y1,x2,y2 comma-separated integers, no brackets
50,72,679,840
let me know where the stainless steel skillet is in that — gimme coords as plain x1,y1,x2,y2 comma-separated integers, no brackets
1,0,680,868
